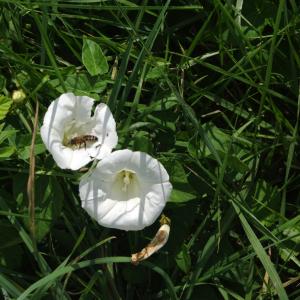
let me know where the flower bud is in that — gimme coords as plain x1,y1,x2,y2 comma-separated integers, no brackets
12,89,26,104
131,215,171,265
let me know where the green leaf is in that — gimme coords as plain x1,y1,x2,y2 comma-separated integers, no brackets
188,123,251,174
132,131,153,153
49,72,107,97
15,134,46,160
162,160,197,203
146,60,169,81
17,143,46,160
0,95,12,121
16,71,31,87
82,38,109,76
92,80,107,93
227,155,249,174
175,244,191,273
168,161,189,184
0,146,15,158
0,126,16,145
169,189,196,203
188,123,231,158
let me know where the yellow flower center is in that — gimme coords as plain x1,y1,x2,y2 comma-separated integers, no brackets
110,169,140,201
121,170,133,192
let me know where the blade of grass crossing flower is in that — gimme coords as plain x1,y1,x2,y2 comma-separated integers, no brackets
231,202,289,300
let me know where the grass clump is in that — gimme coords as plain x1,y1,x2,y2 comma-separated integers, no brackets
0,1,299,299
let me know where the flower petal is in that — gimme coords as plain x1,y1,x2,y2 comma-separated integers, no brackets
143,182,172,225
88,149,133,177
42,93,94,131
89,103,118,160
129,151,170,184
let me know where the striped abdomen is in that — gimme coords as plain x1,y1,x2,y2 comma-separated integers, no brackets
69,135,98,148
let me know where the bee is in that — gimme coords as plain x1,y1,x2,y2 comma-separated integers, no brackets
68,135,98,149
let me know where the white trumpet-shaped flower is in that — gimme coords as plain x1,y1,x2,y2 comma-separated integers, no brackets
79,149,172,231
40,93,118,170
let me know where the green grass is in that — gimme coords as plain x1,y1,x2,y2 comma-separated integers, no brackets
0,0,300,299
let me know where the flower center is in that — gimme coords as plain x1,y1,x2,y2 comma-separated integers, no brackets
111,169,140,201
122,170,132,192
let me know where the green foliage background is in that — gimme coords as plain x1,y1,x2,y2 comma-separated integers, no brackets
0,0,299,299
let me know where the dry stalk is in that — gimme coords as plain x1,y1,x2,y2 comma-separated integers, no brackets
27,100,39,241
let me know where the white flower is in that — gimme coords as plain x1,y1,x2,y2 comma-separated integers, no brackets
40,92,118,170
79,149,172,231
